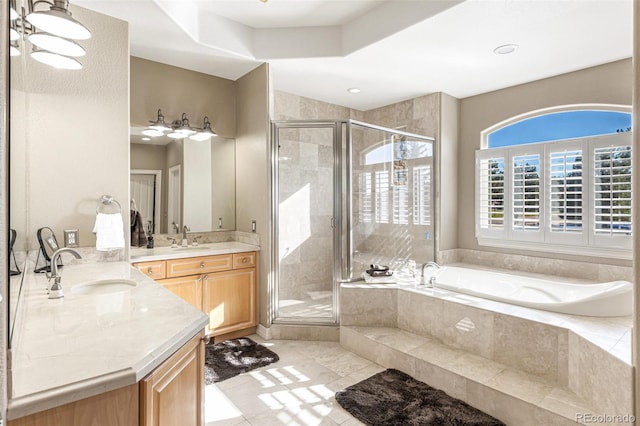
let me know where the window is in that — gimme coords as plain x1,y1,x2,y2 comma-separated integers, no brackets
476,108,632,258
375,170,389,224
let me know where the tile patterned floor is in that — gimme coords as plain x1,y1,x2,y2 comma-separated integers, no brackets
205,336,381,425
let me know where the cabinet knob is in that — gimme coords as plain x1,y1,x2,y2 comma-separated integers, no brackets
242,257,248,263
204,275,209,281
197,276,203,282
200,261,205,268
147,267,153,275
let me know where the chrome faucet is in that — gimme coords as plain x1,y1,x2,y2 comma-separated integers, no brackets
182,225,190,246
420,261,441,287
47,247,83,299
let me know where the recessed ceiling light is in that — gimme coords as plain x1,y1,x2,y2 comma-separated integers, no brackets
142,137,151,141
347,87,361,94
494,44,518,55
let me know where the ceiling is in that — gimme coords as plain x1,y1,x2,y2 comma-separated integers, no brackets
75,0,633,111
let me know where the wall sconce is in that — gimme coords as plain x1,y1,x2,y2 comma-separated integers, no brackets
9,0,91,69
143,109,218,141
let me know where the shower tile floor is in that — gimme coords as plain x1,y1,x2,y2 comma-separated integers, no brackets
205,335,376,425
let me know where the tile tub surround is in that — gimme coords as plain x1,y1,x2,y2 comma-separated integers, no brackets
340,283,632,422
130,241,260,262
439,248,633,282
8,261,209,420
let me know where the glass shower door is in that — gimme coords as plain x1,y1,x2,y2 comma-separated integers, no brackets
347,122,435,279
272,122,341,324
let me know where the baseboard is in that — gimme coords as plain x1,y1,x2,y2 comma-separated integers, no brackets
256,323,272,340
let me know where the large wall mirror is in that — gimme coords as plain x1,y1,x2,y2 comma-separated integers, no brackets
130,126,236,234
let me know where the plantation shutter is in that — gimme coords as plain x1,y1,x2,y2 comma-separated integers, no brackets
549,149,583,234
375,170,389,224
512,153,541,233
592,140,632,245
358,172,372,223
413,166,431,225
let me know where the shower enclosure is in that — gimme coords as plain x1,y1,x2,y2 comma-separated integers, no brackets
271,120,435,325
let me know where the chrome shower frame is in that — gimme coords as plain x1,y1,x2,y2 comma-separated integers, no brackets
270,119,435,326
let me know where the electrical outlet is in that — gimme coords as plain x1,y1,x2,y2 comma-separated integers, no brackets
64,229,79,248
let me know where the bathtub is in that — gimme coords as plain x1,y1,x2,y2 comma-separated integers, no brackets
430,265,632,317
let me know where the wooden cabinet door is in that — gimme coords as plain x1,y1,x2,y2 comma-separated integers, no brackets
140,332,205,426
203,268,257,336
157,275,202,311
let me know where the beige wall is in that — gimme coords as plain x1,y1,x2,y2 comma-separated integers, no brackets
130,57,236,139
236,64,271,325
10,5,129,251
438,93,460,254
458,59,632,265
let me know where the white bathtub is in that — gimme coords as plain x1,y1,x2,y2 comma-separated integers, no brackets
431,265,632,317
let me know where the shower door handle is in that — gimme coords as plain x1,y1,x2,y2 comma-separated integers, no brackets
331,217,336,229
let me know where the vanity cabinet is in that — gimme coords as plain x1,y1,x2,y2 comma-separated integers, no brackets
133,251,258,338
140,331,205,426
8,331,205,426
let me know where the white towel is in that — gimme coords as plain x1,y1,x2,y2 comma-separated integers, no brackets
93,212,125,251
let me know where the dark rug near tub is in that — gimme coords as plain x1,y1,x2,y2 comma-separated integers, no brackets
335,369,505,426
204,337,279,385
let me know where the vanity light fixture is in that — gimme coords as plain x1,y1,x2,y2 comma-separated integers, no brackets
9,0,90,70
174,113,197,136
189,116,217,141
26,0,91,40
144,109,217,140
148,109,172,132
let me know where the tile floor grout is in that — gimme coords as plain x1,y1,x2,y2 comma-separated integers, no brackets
205,335,376,425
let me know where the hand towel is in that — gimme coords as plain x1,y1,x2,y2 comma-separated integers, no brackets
130,210,148,248
93,212,125,251
370,264,390,272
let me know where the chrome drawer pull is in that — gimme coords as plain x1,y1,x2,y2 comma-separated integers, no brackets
200,261,205,268
242,257,248,263
147,267,153,275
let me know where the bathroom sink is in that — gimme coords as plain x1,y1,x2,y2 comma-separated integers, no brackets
71,279,137,295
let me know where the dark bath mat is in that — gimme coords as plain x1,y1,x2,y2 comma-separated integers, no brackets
204,337,279,385
335,369,505,426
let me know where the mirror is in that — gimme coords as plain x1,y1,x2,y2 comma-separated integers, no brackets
34,227,63,273
130,126,236,234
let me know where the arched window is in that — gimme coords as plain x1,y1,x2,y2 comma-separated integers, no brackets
476,106,632,258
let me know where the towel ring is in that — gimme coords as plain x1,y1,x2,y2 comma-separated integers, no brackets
96,195,122,214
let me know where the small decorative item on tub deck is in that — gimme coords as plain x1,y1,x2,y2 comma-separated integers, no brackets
362,264,396,284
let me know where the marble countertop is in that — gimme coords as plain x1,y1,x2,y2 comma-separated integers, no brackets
130,241,261,262
7,261,209,420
